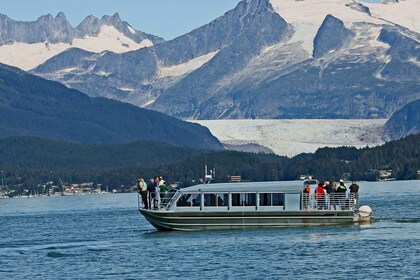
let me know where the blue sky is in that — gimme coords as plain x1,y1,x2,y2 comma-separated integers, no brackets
0,0,241,40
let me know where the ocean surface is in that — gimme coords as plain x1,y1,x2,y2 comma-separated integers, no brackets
1,180,419,279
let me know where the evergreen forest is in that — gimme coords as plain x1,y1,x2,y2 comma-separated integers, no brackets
0,133,418,195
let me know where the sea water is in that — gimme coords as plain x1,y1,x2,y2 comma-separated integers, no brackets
1,180,419,279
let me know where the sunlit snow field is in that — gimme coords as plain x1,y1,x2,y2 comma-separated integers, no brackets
192,119,387,157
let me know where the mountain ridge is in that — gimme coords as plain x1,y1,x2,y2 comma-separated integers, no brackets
0,62,223,149
0,12,164,70
0,11,164,46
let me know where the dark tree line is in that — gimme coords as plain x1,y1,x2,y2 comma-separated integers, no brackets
1,133,419,192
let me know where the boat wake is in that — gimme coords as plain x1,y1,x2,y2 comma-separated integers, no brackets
395,218,420,224
46,251,69,258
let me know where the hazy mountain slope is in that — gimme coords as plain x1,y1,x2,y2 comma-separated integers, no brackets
383,99,420,140
0,63,222,149
31,0,420,119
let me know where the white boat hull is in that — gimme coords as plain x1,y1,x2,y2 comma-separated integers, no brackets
140,209,372,231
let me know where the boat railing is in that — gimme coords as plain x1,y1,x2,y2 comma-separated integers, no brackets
138,190,360,211
137,188,180,210
303,192,359,211
160,189,179,209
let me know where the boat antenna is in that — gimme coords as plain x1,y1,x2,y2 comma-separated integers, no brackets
204,152,212,184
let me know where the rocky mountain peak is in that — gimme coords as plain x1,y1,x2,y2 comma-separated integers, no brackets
55,12,67,21
76,15,102,36
37,14,54,22
101,12,123,26
313,14,354,58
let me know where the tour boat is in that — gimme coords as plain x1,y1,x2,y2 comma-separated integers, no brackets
138,180,373,231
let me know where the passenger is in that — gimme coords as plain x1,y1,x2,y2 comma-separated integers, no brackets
349,181,360,208
138,178,148,209
136,178,141,192
154,176,161,209
330,182,338,210
159,176,165,186
217,196,224,206
336,179,347,209
160,181,169,200
315,182,325,210
324,181,333,209
324,181,333,194
147,178,155,209
192,198,200,207
302,184,311,210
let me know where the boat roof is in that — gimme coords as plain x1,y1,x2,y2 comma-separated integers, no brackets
180,181,304,193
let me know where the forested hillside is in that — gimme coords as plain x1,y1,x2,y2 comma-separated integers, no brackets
0,137,202,171
1,134,418,193
0,63,222,149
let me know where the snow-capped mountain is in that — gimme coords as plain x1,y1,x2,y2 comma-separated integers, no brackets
0,12,163,70
29,0,420,119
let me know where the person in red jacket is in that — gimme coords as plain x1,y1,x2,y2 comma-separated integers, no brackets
315,182,325,210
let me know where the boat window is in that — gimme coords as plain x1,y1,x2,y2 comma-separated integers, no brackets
259,193,284,206
259,193,271,206
272,193,285,206
232,193,256,206
204,194,216,206
204,193,227,206
176,193,200,207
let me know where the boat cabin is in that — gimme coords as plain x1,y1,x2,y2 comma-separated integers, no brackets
154,181,356,212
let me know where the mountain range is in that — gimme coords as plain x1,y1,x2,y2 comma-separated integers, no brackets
0,63,222,149
0,0,418,145
15,0,417,121
0,12,164,70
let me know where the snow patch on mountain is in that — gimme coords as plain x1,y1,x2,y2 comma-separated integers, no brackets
408,57,420,66
158,50,219,78
191,119,386,157
73,25,153,52
0,25,153,70
118,87,135,93
96,71,112,77
142,99,157,107
0,42,66,71
127,25,136,34
364,0,420,33
269,0,386,55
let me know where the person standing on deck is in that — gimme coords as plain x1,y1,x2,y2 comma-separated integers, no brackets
303,184,311,210
349,181,360,208
147,178,155,209
138,178,148,209
330,182,338,210
315,182,325,210
324,181,333,209
154,176,161,209
336,179,347,209
160,180,169,201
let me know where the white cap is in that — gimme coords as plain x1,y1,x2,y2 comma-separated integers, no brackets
339,179,344,183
